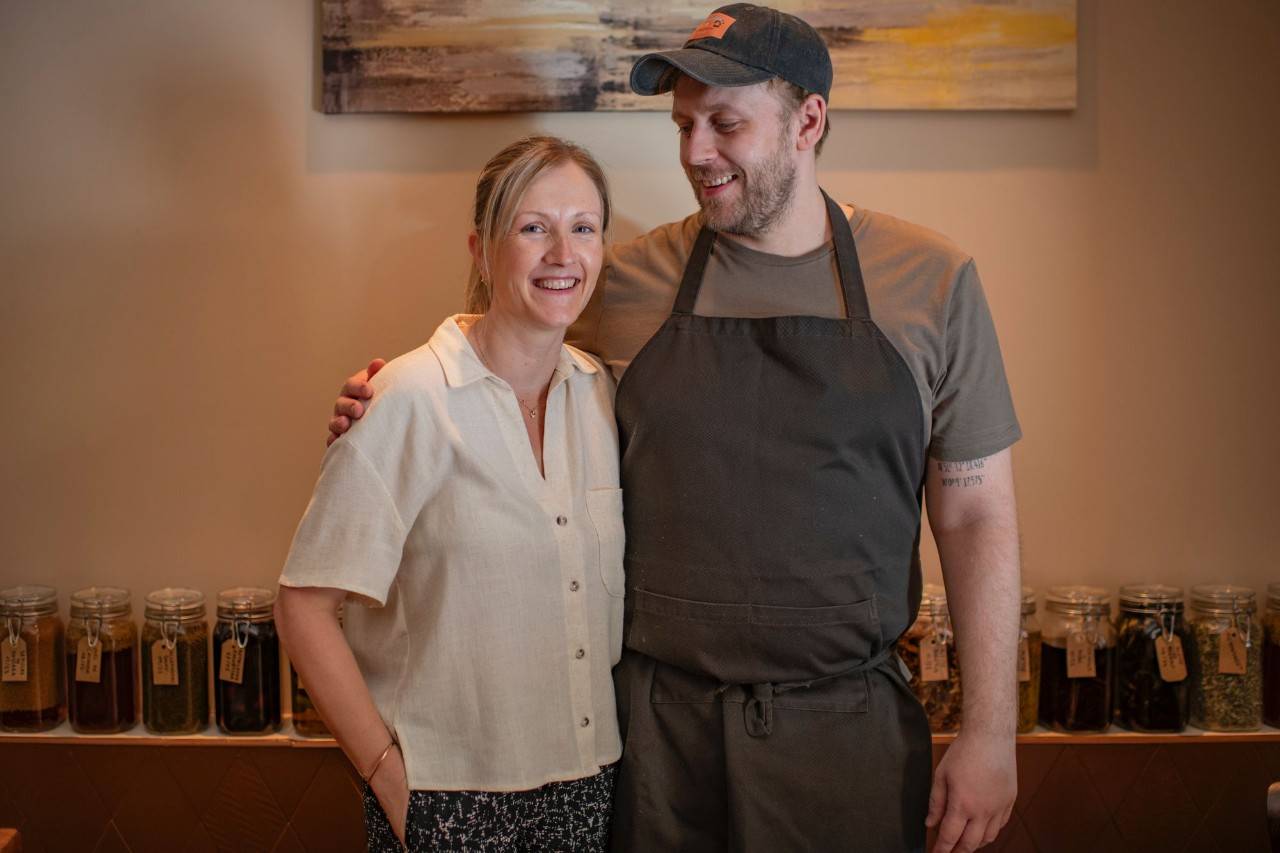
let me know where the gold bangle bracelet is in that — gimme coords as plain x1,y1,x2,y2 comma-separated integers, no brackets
361,739,398,783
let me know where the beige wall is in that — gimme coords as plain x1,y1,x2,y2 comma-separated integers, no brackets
3,1,1279,613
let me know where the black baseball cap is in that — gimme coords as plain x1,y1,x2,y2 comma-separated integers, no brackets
630,4,832,101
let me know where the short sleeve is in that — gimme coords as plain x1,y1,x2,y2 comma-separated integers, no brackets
278,440,409,607
928,259,1022,461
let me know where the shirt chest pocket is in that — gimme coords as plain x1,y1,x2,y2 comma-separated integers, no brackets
586,488,626,598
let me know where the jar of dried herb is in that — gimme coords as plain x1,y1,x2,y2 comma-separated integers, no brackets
1114,584,1190,733
1,585,66,732
898,584,962,733
142,588,209,734
1038,586,1114,733
1188,584,1260,731
1263,583,1280,728
1017,587,1041,734
67,586,137,733
214,587,281,735
290,663,330,737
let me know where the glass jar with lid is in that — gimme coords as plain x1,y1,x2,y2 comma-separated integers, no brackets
1,585,66,732
1038,586,1115,733
214,587,281,734
1017,587,1041,734
898,584,963,733
66,586,137,733
290,663,330,737
142,588,210,734
1188,584,1260,731
1114,584,1190,733
1264,583,1280,728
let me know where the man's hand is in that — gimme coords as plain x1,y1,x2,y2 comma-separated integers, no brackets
927,731,1016,852
327,358,386,446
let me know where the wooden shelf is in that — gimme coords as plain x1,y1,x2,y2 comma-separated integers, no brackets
6,721,1280,747
0,718,337,747
941,724,1280,745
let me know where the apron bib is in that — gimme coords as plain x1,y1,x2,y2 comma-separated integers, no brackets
612,194,932,851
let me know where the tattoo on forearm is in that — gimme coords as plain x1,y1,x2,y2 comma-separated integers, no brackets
938,457,989,488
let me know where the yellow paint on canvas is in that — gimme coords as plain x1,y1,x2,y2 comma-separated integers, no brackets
860,6,1075,51
349,16,603,51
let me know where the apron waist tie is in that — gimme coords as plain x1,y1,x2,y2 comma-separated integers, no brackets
727,646,899,739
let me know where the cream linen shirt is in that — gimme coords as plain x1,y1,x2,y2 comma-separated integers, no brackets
279,315,624,792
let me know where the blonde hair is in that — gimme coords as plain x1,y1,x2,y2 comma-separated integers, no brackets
464,136,611,314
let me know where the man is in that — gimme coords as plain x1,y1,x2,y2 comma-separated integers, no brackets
330,6,1020,851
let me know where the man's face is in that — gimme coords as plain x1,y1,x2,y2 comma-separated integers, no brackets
670,76,798,237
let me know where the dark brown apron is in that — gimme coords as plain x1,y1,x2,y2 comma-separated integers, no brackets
611,193,932,851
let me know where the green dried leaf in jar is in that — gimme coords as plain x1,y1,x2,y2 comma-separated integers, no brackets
1188,584,1261,732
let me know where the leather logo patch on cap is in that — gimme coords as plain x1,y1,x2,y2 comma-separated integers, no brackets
689,12,736,41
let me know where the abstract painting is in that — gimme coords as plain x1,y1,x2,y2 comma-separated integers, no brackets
321,1,1076,113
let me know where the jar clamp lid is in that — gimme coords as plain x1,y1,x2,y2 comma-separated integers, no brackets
0,585,59,618
216,587,276,622
1045,585,1111,616
144,588,206,623
1190,584,1256,615
1021,586,1036,615
69,586,132,620
1119,584,1184,613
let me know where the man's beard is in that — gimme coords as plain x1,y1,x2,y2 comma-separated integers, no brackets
689,135,797,237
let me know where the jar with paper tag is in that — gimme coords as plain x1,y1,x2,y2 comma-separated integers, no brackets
897,584,962,732
1017,587,1041,734
1114,584,1190,732
1,585,66,732
141,588,209,734
66,586,137,733
213,587,281,734
1038,586,1114,733
1263,583,1280,727
1188,584,1260,731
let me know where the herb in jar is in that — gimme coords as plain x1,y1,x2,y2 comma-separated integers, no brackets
898,585,962,733
0,586,65,732
1114,585,1190,733
1188,584,1261,731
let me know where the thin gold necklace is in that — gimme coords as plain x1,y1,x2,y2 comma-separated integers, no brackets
472,324,541,420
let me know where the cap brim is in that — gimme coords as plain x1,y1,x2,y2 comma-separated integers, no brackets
630,48,775,96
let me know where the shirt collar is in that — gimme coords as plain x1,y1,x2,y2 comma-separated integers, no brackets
430,314,598,390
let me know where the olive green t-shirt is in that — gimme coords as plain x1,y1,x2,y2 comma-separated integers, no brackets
568,205,1021,462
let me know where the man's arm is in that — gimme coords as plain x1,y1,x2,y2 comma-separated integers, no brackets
924,447,1020,853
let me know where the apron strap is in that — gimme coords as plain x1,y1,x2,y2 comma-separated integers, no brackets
732,644,900,738
672,226,717,315
822,190,871,321
671,193,872,320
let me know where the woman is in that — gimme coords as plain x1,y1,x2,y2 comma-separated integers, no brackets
276,136,625,852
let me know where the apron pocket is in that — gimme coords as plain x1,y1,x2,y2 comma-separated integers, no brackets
586,488,626,598
628,588,881,685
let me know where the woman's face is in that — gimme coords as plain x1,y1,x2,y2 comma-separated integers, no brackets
481,161,605,334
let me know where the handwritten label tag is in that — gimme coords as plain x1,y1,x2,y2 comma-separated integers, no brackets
152,640,179,686
1218,628,1247,675
1067,632,1096,679
1155,634,1188,682
921,635,950,682
219,639,245,684
2,638,28,682
1017,636,1032,683
76,637,103,683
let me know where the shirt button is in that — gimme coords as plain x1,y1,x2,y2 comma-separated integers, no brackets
580,717,591,728
569,580,580,592
575,649,585,659
556,515,568,526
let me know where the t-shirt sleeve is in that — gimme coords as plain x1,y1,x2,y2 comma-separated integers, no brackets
278,439,409,608
928,259,1022,461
